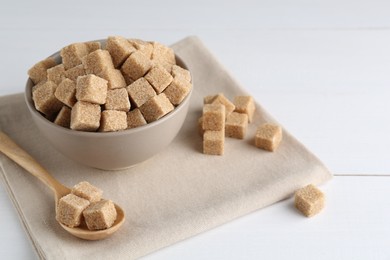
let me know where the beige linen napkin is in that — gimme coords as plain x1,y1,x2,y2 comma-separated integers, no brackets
0,36,332,259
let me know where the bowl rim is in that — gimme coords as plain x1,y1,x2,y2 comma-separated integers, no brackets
25,39,193,138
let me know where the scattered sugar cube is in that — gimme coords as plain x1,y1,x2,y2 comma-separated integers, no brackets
151,41,176,66
32,81,63,116
28,57,57,84
76,75,108,105
55,78,77,107
54,106,71,128
128,38,153,58
60,42,89,69
71,181,103,203
126,77,156,108
203,130,224,155
82,49,114,75
202,104,225,131
255,123,283,152
234,96,256,123
83,199,117,230
70,101,101,131
163,76,192,105
139,93,174,123
64,64,86,81
225,112,249,139
211,93,235,118
171,65,191,82
121,51,152,81
127,108,147,129
106,36,136,68
47,64,65,85
97,68,126,89
105,88,131,111
295,184,325,217
100,110,127,132
56,194,90,228
145,65,173,94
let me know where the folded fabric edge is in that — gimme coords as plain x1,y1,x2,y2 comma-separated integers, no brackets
0,160,44,260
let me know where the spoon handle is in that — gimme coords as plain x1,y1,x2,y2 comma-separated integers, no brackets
0,131,69,197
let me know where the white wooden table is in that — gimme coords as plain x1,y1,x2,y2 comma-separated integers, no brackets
1,1,389,259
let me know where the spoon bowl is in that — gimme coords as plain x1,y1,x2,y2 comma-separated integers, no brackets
0,130,125,240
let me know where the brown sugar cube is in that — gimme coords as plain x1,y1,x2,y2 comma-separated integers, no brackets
83,199,117,230
76,75,108,105
126,77,156,108
171,65,191,82
71,181,103,203
56,194,90,228
234,96,256,123
127,108,147,129
225,112,249,139
122,73,135,86
151,41,176,65
32,81,63,116
139,93,174,123
60,42,89,69
105,88,130,111
85,41,101,52
64,64,86,81
99,110,127,132
55,78,77,107
255,123,283,152
211,93,235,118
97,68,126,90
198,116,204,136
70,101,101,131
202,104,225,131
295,184,325,217
203,130,224,155
203,95,216,104
128,38,153,58
163,76,192,106
106,36,136,68
121,51,152,81
54,106,71,128
145,65,173,94
47,64,65,85
82,49,114,75
28,57,57,84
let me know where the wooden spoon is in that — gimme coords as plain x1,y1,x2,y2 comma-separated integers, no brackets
0,131,125,240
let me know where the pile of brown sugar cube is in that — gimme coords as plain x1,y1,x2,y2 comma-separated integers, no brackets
56,181,117,230
28,36,192,132
199,93,283,155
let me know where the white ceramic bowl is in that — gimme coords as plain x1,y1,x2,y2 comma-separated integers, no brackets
25,40,192,170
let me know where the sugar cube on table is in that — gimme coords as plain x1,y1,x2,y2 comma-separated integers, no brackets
211,93,235,118
234,96,256,123
255,123,283,152
203,130,224,155
295,184,325,217
202,104,225,131
225,112,249,139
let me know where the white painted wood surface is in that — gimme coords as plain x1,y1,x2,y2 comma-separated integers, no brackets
1,0,389,259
